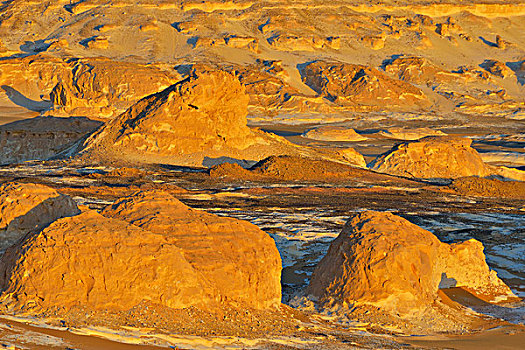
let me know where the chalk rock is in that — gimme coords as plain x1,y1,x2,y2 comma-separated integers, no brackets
50,57,177,119
303,126,367,142
369,136,492,179
0,210,216,312
300,61,429,110
378,127,446,141
481,60,514,79
0,116,101,165
102,190,282,310
308,211,515,315
0,182,79,252
79,70,306,167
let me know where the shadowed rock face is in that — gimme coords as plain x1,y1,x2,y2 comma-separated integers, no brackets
308,211,515,315
0,182,80,252
0,116,102,165
300,61,430,111
369,136,492,179
0,189,282,313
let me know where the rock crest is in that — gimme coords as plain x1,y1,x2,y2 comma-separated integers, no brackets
369,136,492,179
308,211,515,315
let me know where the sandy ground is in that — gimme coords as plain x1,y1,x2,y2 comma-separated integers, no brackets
403,326,525,350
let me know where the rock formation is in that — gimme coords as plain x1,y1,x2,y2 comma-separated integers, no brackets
300,61,430,111
101,190,282,310
369,136,492,179
0,189,282,313
303,126,367,142
0,55,178,120
78,70,328,167
451,176,525,199
377,127,447,140
0,210,217,312
49,57,178,119
0,116,101,164
0,182,79,252
308,211,516,315
210,155,368,181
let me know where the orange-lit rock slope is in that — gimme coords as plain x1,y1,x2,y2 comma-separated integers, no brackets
0,187,282,313
308,211,516,324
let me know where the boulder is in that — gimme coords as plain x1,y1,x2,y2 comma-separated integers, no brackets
308,211,515,315
369,136,492,179
78,70,309,167
101,190,282,310
0,210,216,312
0,182,79,252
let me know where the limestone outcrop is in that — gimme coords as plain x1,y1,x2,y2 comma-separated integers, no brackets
49,58,178,119
0,210,216,312
0,182,79,252
377,127,447,140
101,190,282,310
307,211,515,315
0,55,178,120
303,126,367,142
78,70,319,167
0,189,281,313
0,116,101,164
369,136,492,179
300,61,430,111
210,154,368,181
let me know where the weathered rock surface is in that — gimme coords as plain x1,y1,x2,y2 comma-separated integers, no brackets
210,155,368,181
0,189,281,314
451,176,525,199
0,55,178,120
0,182,79,252
369,136,492,179
0,116,101,164
308,211,515,315
377,127,447,140
0,210,216,312
49,57,179,119
79,70,328,167
303,126,367,142
300,61,430,111
102,190,282,310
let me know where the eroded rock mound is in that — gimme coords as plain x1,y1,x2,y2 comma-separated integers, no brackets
79,71,305,167
303,126,367,142
369,136,492,179
101,190,282,310
300,61,429,111
0,182,79,252
0,189,281,314
0,210,216,312
49,57,178,119
451,176,525,199
210,155,367,181
308,211,515,316
0,116,101,164
377,127,447,140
